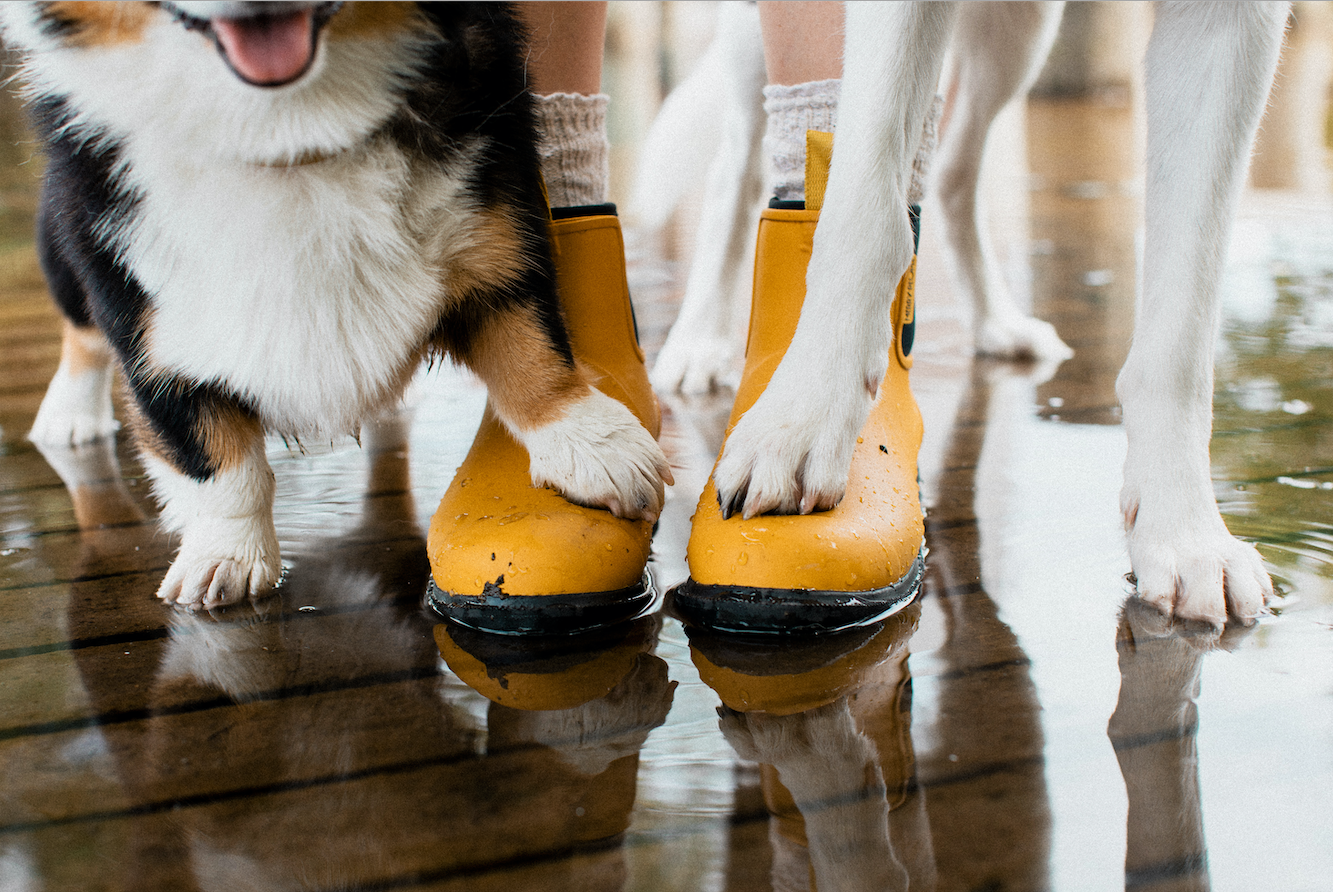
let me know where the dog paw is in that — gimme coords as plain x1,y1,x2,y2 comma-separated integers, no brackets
713,385,870,519
1123,497,1272,627
975,313,1073,362
29,368,120,446
523,389,673,522
158,528,282,610
651,332,740,396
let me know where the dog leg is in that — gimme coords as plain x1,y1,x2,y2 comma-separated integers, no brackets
1117,1,1288,624
29,320,122,446
937,1,1072,361
132,398,280,610
518,385,671,523
713,1,957,518
650,2,766,396
458,303,671,523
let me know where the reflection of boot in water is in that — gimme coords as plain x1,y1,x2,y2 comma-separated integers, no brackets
1108,598,1252,892
438,617,676,892
691,607,934,891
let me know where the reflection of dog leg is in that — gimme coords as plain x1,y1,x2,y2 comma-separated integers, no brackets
650,2,765,396
721,701,907,892
1117,3,1286,625
34,437,146,532
491,653,676,777
1108,599,1234,892
937,1,1072,361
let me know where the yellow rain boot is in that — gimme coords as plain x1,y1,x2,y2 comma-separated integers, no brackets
672,133,926,634
427,207,663,635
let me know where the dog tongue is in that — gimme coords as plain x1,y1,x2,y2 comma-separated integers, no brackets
212,8,316,86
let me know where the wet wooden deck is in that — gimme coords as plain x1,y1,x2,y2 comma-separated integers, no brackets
2,80,1331,891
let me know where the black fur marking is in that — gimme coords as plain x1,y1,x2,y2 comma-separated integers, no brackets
405,3,574,368
32,96,258,482
31,2,84,41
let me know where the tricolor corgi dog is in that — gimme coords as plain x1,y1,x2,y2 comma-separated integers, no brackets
2,1,670,610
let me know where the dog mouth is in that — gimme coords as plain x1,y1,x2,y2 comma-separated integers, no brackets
165,2,343,87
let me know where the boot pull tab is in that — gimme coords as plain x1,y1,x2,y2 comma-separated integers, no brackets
804,130,834,213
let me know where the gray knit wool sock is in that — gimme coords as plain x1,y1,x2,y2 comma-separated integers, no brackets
762,78,839,203
762,81,944,206
533,92,610,208
908,94,944,207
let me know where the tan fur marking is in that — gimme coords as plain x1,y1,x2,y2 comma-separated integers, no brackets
123,398,170,472
60,320,115,376
325,2,420,40
43,2,156,46
200,402,264,473
122,389,261,478
440,209,534,308
460,307,587,432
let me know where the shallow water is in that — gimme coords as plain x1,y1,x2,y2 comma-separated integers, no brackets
1,91,1331,891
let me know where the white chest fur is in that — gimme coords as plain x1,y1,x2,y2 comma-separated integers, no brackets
117,142,468,436
4,5,458,436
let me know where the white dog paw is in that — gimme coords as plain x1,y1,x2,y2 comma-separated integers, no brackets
158,528,282,610
651,332,740,396
29,368,120,446
1124,500,1272,627
975,313,1073,362
713,386,870,519
523,389,673,522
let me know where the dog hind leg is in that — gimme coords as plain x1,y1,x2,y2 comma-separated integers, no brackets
713,1,958,518
649,2,766,396
29,205,120,445
1117,1,1288,625
937,0,1072,361
30,320,121,446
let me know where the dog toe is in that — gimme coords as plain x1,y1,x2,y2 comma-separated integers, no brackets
1128,529,1271,628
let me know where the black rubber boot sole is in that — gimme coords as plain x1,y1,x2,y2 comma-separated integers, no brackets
669,551,925,636
426,571,656,637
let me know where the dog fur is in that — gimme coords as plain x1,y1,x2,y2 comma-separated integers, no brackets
645,1,1287,626
4,1,670,610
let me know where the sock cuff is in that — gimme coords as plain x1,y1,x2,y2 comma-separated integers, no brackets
535,91,610,133
534,92,611,208
907,94,944,207
762,79,840,202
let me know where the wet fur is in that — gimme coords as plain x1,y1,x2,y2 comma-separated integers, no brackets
4,0,668,608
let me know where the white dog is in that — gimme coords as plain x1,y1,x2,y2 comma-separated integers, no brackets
645,2,1288,627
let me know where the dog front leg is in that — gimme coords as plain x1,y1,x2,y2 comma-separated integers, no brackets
130,392,280,609
458,303,671,523
30,320,121,446
713,1,957,518
1117,1,1288,624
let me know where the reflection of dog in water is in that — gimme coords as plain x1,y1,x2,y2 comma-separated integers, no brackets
4,0,669,612
52,414,675,889
691,608,936,891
